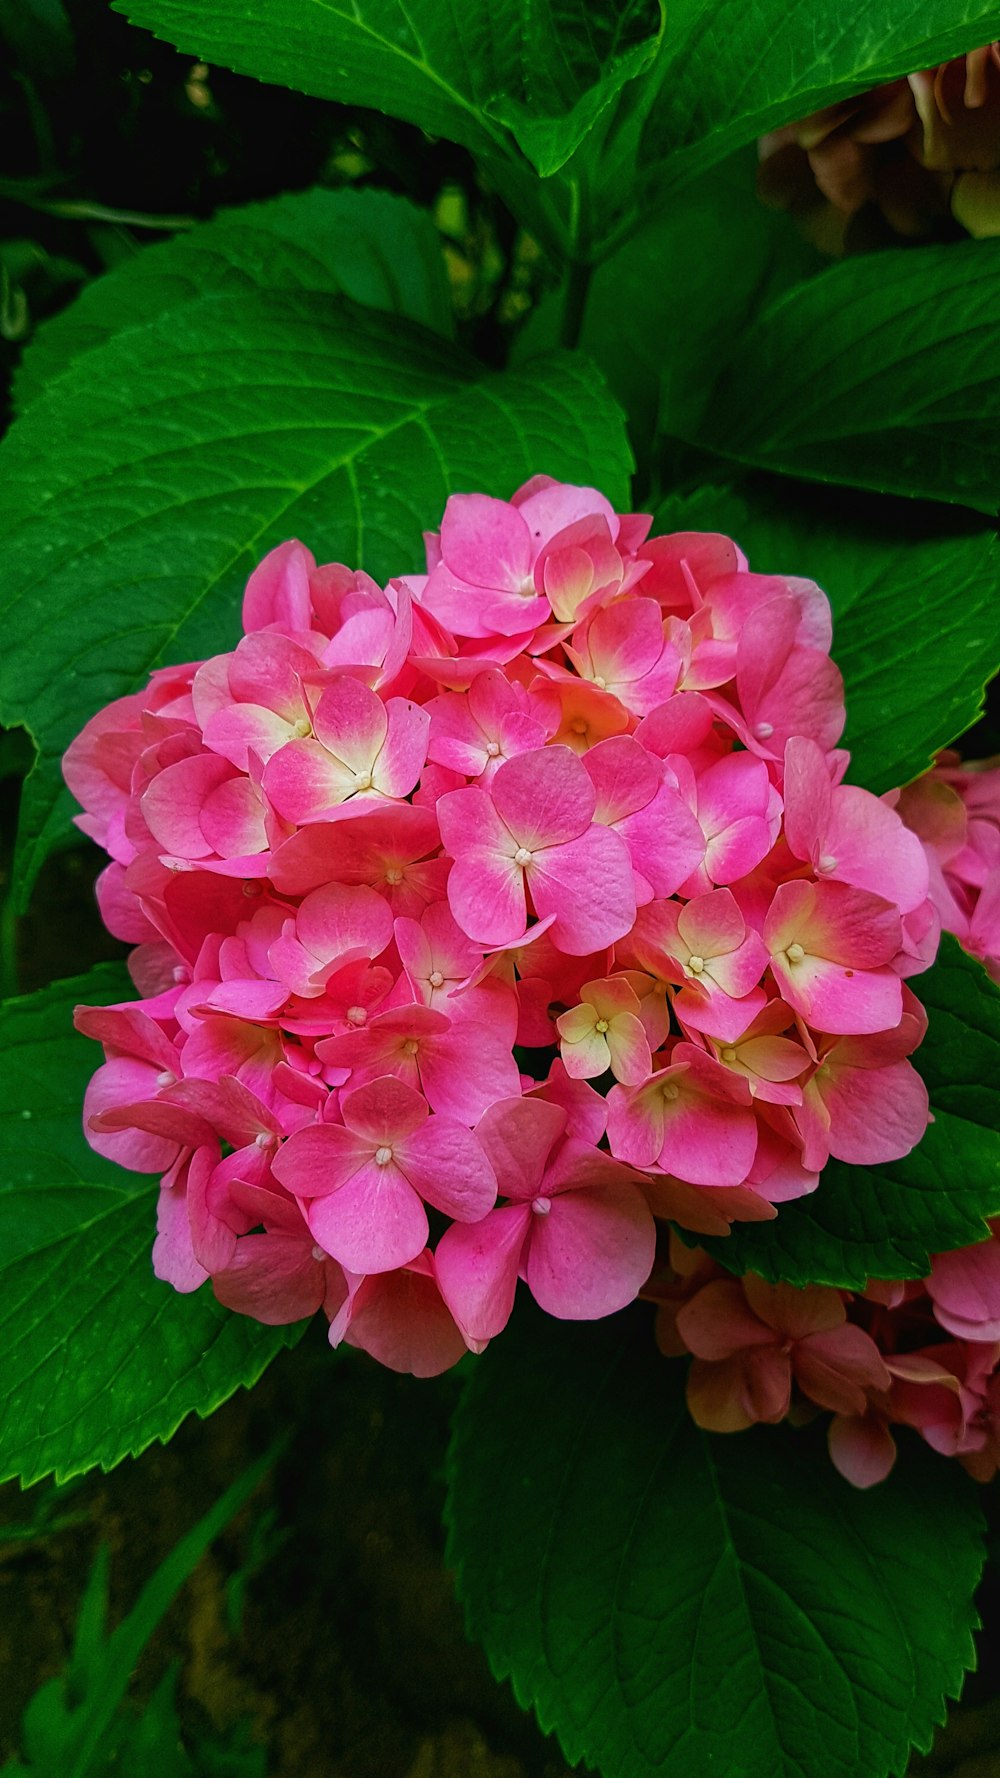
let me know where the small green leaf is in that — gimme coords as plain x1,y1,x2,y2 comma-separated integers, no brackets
14,185,455,410
0,968,303,1485
703,937,1000,1287
447,1302,985,1778
114,0,662,179
699,240,1000,513
653,480,1000,793
0,291,630,903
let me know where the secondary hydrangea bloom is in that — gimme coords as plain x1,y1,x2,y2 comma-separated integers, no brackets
895,749,1000,982
759,43,1000,249
656,1219,1000,1488
66,475,936,1392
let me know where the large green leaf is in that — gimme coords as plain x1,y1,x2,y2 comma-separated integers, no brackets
702,937,1000,1288
0,292,630,904
639,0,1000,198
447,1302,984,1778
114,0,662,182
654,481,1000,794
0,967,303,1486
14,185,455,410
698,240,1000,514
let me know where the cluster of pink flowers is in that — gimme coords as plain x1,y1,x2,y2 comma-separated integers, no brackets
66,475,938,1399
655,1222,1000,1487
896,749,1000,983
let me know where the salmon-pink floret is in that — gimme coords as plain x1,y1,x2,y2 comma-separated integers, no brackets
263,678,428,822
435,1096,654,1339
783,736,929,914
555,976,652,1084
764,878,904,1034
606,1042,758,1186
438,745,636,954
273,1076,496,1273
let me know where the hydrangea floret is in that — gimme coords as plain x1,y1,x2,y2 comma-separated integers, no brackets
67,474,972,1479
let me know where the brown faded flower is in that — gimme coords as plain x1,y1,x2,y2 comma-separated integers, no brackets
758,44,1000,251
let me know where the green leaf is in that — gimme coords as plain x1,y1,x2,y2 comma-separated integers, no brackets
702,937,1000,1288
698,240,1000,514
114,0,662,180
0,968,303,1485
14,185,455,410
447,1302,985,1778
653,480,1000,794
639,0,1000,196
0,291,630,903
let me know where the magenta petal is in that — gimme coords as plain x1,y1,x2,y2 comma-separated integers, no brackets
435,1204,531,1341
307,1159,428,1272
524,1183,655,1319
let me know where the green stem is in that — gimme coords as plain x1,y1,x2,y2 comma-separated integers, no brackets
559,259,592,351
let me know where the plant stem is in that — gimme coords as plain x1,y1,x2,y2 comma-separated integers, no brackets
560,260,592,351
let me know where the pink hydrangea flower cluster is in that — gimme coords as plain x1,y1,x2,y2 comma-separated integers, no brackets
65,476,935,1381
655,1221,1000,1487
895,749,1000,982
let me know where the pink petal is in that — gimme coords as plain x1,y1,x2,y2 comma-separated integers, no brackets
272,1124,372,1197
476,1095,565,1200
374,698,430,797
213,1232,327,1323
528,824,636,954
398,1117,497,1221
524,1182,655,1319
435,1204,532,1341
828,1413,898,1488
440,492,533,589
340,1259,471,1376
676,1278,774,1359
491,746,594,849
241,539,314,632
307,1158,429,1272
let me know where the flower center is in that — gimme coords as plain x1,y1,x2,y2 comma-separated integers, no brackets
384,867,403,885
374,1146,393,1167
755,721,774,739
402,1038,420,1057
818,853,838,873
354,771,374,791
485,740,501,757
594,1018,609,1034
662,1083,679,1102
721,1047,738,1063
786,942,805,965
311,1243,328,1262
531,1196,552,1216
155,1070,177,1088
254,1130,275,1149
291,716,312,738
514,846,533,867
687,954,705,975
592,674,607,690
570,717,588,736
428,969,445,988
346,1005,367,1027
